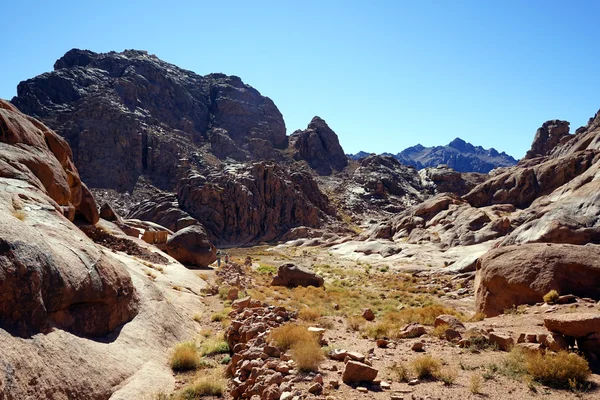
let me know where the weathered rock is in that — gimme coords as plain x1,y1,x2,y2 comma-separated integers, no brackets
411,342,425,352
13,49,288,191
434,315,465,331
127,193,198,232
544,314,600,338
0,99,138,337
525,120,571,160
475,243,600,317
177,162,335,246
342,360,378,384
542,332,569,352
165,225,217,267
396,323,426,339
289,116,348,175
488,333,514,351
100,202,121,221
271,264,324,288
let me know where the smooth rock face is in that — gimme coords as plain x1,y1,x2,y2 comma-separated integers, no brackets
544,314,600,338
127,193,198,232
271,264,324,288
289,116,348,175
0,99,138,337
12,49,287,191
165,225,217,267
475,243,600,317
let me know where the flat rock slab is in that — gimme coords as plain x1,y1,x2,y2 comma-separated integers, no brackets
544,313,600,337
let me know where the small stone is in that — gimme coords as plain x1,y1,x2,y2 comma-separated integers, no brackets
280,392,293,400
334,303,340,310
308,383,323,395
313,374,324,385
357,387,368,393
408,379,419,386
329,380,340,389
376,339,389,348
363,308,375,321
411,342,425,352
380,381,392,389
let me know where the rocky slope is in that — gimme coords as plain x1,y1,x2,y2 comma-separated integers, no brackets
348,137,517,173
12,49,288,192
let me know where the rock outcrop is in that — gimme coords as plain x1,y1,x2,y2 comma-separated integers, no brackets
524,120,571,160
12,49,287,192
289,116,348,175
0,99,138,337
475,243,600,317
177,162,335,246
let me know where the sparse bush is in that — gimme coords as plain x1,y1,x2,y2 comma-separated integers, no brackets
525,350,590,389
470,374,483,394
432,325,447,339
175,369,225,398
268,323,314,350
221,355,231,365
411,355,441,380
389,362,410,382
467,312,486,322
346,315,365,331
298,307,321,322
170,341,200,371
256,264,277,274
543,290,559,304
193,313,203,323
290,338,324,372
201,335,229,356
437,366,458,385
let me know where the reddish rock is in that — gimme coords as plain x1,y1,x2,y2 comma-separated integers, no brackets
488,332,514,351
362,308,375,321
542,332,569,351
544,314,600,338
475,243,600,317
434,315,465,330
397,323,426,339
342,360,378,384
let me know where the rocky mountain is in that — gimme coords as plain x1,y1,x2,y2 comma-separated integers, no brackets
12,48,288,192
348,137,517,173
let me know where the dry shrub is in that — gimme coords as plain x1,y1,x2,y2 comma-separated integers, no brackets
525,351,590,389
170,341,199,371
467,312,486,322
385,304,462,326
389,362,410,382
432,325,447,339
411,354,441,379
470,374,483,394
290,338,324,372
437,366,458,385
175,369,225,398
346,315,365,331
268,323,315,350
543,290,559,304
298,307,321,322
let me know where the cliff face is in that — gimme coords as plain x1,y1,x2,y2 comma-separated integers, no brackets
12,49,287,192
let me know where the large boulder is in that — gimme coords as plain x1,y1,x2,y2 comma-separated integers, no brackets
165,225,217,267
475,243,600,316
288,116,348,175
342,360,378,384
0,99,138,337
271,264,324,288
544,314,600,338
525,120,571,160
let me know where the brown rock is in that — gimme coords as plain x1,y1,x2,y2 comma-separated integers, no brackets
362,308,375,321
342,360,378,384
227,287,240,301
434,315,465,331
165,224,217,267
411,342,425,352
376,339,389,348
475,243,600,317
544,313,600,338
75,182,99,224
270,264,324,288
396,323,426,339
488,332,514,351
308,383,323,395
542,332,569,351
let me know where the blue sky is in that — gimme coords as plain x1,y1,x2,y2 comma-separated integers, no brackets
1,1,598,159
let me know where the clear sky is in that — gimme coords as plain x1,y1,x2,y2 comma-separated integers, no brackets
1,0,598,159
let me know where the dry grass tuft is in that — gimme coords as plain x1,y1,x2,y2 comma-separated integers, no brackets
467,312,486,322
268,323,315,351
170,341,200,371
389,362,410,382
470,374,483,394
543,290,559,304
411,354,441,380
437,366,458,385
290,338,324,372
298,307,322,322
174,369,225,398
201,335,229,356
11,209,26,221
346,315,364,331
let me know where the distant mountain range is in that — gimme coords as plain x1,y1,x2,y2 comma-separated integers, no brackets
347,137,517,173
